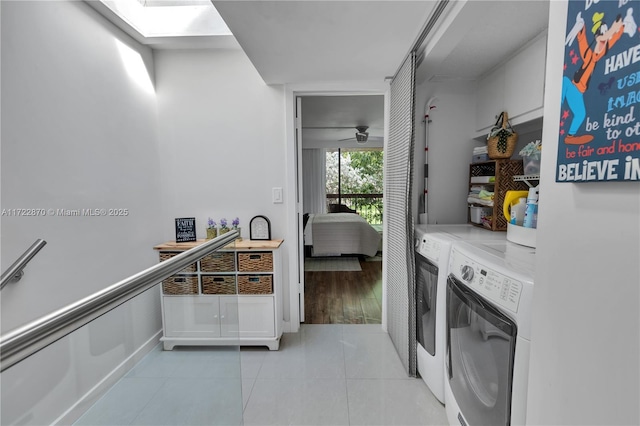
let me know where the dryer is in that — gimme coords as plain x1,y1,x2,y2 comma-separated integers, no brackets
444,240,535,426
414,225,505,404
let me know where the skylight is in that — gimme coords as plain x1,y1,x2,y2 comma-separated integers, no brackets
100,0,231,39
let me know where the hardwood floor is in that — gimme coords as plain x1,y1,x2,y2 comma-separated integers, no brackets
303,257,382,324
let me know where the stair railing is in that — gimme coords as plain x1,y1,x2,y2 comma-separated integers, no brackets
1,239,48,290
0,230,238,372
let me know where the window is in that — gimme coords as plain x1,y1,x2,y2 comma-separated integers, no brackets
326,148,383,224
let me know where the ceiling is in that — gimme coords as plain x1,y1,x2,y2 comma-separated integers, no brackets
211,0,550,146
301,95,385,149
93,0,550,147
211,1,439,85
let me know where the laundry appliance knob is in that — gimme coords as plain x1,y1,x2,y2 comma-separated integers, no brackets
461,265,474,282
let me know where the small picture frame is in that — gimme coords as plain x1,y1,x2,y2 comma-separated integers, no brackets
249,215,271,240
175,217,196,242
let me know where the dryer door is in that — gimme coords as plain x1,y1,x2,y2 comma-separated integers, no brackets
446,275,517,426
415,252,438,356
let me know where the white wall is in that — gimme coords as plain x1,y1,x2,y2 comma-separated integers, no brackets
413,79,480,224
1,1,163,424
526,2,640,425
153,48,288,311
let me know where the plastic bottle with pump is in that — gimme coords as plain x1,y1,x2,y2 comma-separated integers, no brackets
523,185,539,228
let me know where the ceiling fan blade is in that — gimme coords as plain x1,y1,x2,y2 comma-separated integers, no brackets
302,126,358,129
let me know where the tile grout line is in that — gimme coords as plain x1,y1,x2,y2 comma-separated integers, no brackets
341,325,353,426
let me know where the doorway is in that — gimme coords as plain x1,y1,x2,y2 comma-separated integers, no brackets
297,94,385,324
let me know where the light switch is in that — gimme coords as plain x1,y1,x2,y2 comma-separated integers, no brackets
272,187,283,203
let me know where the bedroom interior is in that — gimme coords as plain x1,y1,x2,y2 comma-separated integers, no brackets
300,95,384,324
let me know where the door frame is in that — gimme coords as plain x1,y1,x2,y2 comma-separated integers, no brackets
284,82,390,332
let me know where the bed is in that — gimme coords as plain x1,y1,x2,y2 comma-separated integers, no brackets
303,213,382,258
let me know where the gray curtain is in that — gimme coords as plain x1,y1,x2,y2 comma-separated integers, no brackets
302,148,327,214
385,52,417,376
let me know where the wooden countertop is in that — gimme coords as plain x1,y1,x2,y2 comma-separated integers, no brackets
154,238,284,251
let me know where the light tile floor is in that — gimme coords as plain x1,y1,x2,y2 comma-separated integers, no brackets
75,324,447,426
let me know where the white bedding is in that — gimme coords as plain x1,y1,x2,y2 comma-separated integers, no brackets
304,213,381,257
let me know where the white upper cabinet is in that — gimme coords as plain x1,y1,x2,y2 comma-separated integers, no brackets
475,33,548,133
504,34,547,122
475,66,506,133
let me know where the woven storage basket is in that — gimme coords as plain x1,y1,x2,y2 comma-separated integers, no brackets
238,275,273,294
238,252,273,272
159,252,196,273
201,252,235,272
202,275,236,294
162,275,198,295
487,112,518,159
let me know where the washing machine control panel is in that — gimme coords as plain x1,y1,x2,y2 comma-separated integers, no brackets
419,237,441,263
450,249,522,313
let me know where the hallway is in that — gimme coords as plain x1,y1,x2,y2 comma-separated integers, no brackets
304,259,383,324
75,324,446,425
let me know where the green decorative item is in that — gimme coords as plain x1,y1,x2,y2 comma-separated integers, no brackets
206,218,217,239
232,217,242,240
219,218,230,234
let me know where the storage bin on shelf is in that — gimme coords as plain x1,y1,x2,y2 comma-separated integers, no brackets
469,206,492,225
238,252,273,272
201,275,236,294
159,252,196,273
200,252,235,272
162,275,198,295
238,275,273,294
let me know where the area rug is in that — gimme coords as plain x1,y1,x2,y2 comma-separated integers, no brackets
304,257,362,271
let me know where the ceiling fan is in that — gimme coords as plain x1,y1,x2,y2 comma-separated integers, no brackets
302,124,384,144
338,126,384,144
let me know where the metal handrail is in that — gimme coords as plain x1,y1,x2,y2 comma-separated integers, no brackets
0,230,239,372
1,239,48,290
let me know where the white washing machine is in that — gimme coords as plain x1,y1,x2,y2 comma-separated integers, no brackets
444,240,535,426
414,225,505,404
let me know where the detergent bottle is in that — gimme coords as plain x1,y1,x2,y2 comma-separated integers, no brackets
523,186,539,229
503,190,528,226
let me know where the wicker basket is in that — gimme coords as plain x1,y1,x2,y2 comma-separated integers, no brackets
238,252,273,272
201,252,235,272
202,275,236,294
162,275,198,295
238,275,273,294
487,112,518,159
159,252,196,273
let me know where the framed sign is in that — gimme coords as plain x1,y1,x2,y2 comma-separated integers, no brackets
175,217,196,242
249,215,271,240
557,0,640,182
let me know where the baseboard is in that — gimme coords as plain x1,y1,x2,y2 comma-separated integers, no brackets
54,330,162,425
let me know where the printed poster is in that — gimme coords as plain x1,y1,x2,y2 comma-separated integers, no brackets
558,0,640,182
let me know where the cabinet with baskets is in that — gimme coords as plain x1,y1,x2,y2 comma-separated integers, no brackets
154,239,284,350
468,160,528,231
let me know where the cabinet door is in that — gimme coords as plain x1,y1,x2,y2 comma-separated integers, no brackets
219,296,240,338
475,67,505,132
237,296,275,338
163,296,220,338
504,35,547,120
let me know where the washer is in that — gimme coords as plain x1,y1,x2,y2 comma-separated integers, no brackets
414,225,505,403
444,240,535,426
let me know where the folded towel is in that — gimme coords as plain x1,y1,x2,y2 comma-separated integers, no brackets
473,146,488,154
468,196,494,207
477,189,494,200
